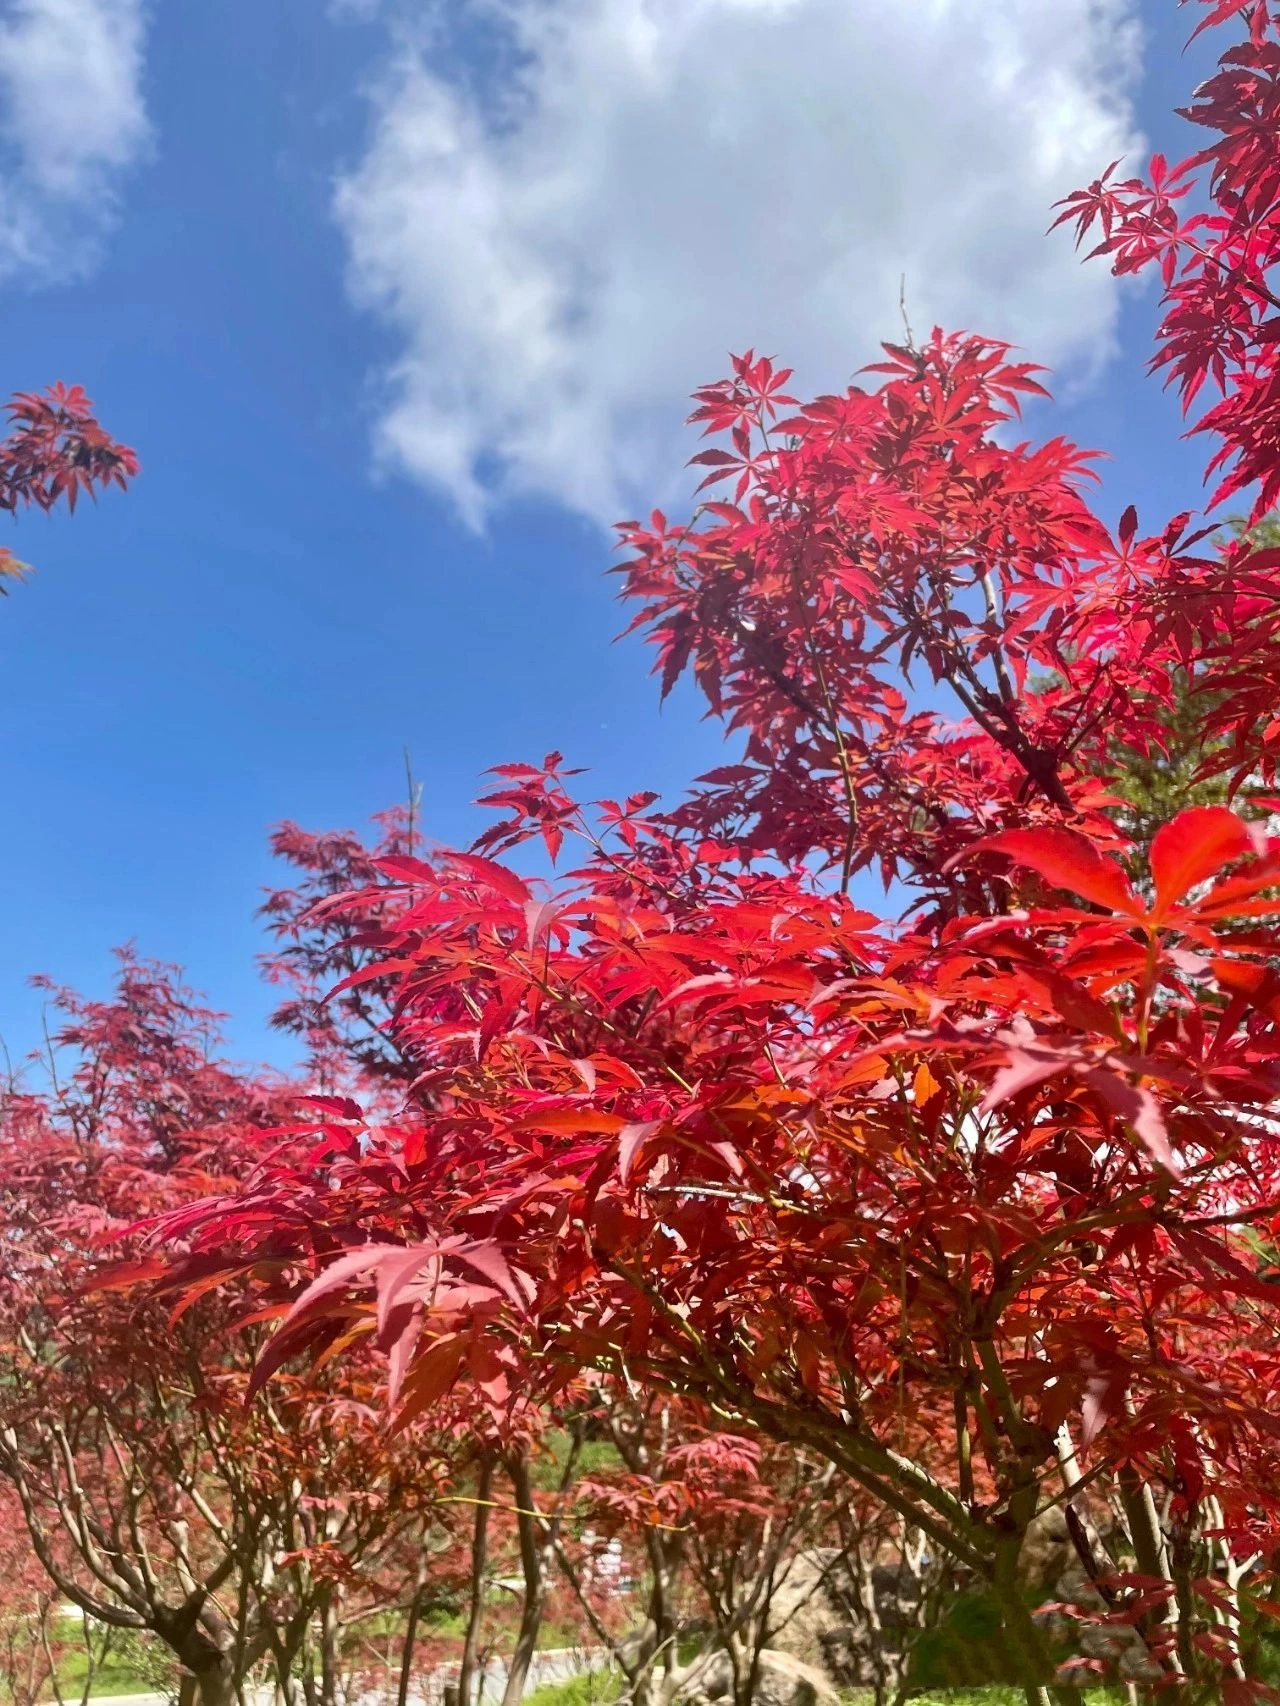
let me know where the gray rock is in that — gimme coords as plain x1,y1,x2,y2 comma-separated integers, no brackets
765,1546,940,1692
673,1648,841,1706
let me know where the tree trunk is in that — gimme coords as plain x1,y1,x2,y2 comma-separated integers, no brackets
989,1537,1083,1706
499,1427,584,1706
731,1634,762,1706
319,1597,339,1706
1116,1468,1195,1703
606,1407,682,1706
630,1530,682,1706
398,1579,426,1706
500,1451,546,1706
190,1656,238,1706
458,1456,494,1706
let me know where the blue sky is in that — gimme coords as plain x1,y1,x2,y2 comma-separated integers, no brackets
0,0,1225,1071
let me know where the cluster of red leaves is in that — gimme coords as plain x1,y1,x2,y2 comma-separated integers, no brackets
135,2,1280,1698
612,335,1132,901
145,809,1280,1504
1051,0,1280,794
0,383,136,586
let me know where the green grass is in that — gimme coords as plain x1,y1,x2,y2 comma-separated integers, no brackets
0,1643,155,1704
418,1606,593,1653
522,1669,622,1706
56,1642,162,1699
530,1431,624,1492
422,1607,469,1640
518,1681,1129,1706
879,1695,1123,1705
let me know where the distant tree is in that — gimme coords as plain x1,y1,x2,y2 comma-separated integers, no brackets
0,1483,117,1706
258,810,425,1093
560,1397,858,1706
0,956,456,1706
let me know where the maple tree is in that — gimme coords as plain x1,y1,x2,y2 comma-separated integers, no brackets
558,1397,860,1706
0,1483,119,1706
0,956,467,1706
554,1394,700,1706
130,2,1280,1702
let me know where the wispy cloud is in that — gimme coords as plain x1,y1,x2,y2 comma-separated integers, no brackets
0,0,151,281
336,0,1143,530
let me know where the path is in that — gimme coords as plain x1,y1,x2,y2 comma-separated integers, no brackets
74,1647,609,1706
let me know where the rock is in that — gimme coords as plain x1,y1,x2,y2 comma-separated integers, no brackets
765,1546,939,1692
764,1549,856,1685
663,1518,1164,1697
1023,1507,1163,1683
672,1648,841,1706
615,1622,657,1672
1018,1505,1073,1593
1037,1559,1165,1685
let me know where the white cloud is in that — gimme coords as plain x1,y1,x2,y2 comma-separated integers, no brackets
335,0,1143,529
0,0,151,281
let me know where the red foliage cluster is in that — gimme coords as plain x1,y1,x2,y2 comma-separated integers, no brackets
0,384,137,516
0,383,136,586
